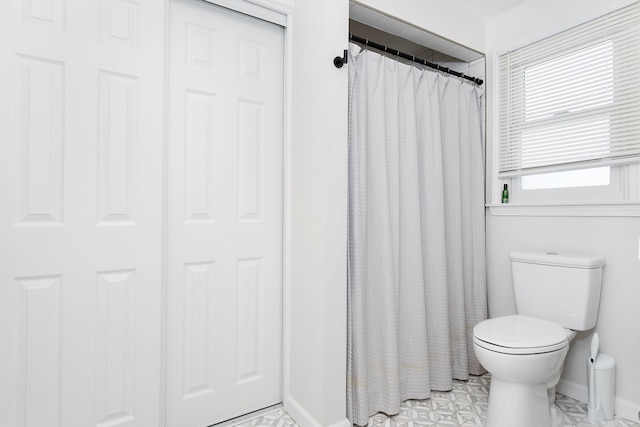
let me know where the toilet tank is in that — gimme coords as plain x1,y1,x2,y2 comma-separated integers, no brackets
510,251,605,331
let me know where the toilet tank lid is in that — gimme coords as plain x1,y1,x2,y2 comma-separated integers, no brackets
509,251,605,268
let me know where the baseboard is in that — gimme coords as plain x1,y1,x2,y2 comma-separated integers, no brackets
556,378,588,402
284,395,321,427
557,379,639,423
284,395,350,427
613,396,640,424
327,417,351,427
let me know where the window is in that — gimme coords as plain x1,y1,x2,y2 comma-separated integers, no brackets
521,167,610,190
497,3,640,203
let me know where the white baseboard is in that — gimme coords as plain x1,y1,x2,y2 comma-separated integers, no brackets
284,395,350,427
557,379,639,423
328,417,351,427
615,396,640,425
556,378,588,402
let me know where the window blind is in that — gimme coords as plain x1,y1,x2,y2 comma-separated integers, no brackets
498,2,640,177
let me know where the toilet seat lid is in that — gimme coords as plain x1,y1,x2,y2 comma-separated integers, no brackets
473,315,568,353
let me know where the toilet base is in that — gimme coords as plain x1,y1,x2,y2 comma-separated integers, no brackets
485,377,552,427
550,403,564,427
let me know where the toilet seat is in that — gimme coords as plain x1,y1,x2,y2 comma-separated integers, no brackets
473,314,569,355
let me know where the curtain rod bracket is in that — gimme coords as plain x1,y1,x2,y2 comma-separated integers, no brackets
334,49,348,68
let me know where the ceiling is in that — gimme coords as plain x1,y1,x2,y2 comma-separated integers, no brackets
446,0,528,21
349,0,528,62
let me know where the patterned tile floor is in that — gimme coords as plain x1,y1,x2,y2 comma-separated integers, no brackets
235,374,639,427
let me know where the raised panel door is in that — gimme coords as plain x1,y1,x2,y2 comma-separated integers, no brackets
165,0,284,425
0,0,164,426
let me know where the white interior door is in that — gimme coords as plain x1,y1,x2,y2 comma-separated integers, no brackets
0,1,164,426
165,1,284,426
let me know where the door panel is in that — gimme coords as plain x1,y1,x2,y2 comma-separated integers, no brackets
166,0,284,426
0,1,164,426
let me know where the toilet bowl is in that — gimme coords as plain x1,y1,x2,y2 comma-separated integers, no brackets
473,251,604,427
473,315,571,427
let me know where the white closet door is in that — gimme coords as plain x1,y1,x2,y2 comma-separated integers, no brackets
166,0,283,425
0,1,164,426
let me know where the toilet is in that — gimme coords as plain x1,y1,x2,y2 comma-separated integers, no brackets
473,251,605,427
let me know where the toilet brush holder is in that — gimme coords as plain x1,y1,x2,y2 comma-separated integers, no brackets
587,352,616,422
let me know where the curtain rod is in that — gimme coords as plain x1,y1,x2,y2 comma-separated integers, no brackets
334,33,484,86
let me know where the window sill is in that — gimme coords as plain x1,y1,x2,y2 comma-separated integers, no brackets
486,201,640,217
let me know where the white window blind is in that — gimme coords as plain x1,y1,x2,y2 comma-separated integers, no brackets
498,2,640,177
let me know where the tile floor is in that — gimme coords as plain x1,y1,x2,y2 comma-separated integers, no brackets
236,374,639,427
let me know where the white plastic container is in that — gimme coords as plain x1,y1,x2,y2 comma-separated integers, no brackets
587,353,616,421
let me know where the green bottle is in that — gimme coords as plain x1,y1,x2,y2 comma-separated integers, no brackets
502,184,509,203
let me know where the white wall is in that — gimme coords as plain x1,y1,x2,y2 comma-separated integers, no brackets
286,1,349,427
485,0,640,422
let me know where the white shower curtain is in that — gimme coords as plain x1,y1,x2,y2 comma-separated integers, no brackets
347,43,487,426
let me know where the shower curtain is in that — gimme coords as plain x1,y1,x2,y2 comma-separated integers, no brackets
347,43,487,426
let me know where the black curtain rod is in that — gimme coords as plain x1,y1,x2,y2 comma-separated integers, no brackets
335,33,484,86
